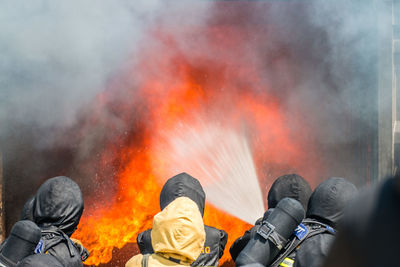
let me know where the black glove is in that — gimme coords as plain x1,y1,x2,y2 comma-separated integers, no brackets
70,238,90,261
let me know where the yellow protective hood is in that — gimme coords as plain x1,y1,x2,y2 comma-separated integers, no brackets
151,197,205,263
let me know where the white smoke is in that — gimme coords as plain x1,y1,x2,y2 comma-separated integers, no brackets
0,0,217,231
0,0,213,141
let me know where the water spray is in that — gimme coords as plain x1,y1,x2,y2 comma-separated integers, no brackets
153,121,265,224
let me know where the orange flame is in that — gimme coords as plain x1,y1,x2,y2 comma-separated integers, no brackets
73,7,322,266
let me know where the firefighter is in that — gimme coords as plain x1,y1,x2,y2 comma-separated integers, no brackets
29,176,86,267
125,196,205,267
269,177,358,267
136,173,228,267
16,192,89,264
230,174,312,262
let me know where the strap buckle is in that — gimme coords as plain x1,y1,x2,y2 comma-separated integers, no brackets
257,221,276,240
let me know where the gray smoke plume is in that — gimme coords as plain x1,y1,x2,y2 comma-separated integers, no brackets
0,0,215,232
0,0,386,240
0,0,157,137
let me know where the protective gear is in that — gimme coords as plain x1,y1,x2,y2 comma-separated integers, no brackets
293,233,335,267
137,172,227,266
32,176,85,267
70,238,89,262
306,177,357,228
126,197,205,267
16,254,63,267
39,226,83,267
235,198,305,266
137,226,227,267
272,177,357,267
267,174,312,211
269,218,335,267
239,264,265,267
33,176,83,237
322,176,400,267
160,173,206,216
229,209,274,262
136,229,152,254
20,197,35,221
231,173,311,263
0,220,41,267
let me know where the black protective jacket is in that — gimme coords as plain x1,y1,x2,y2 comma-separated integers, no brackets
137,173,228,266
293,231,335,267
322,176,400,267
20,197,35,221
16,253,63,267
230,174,311,262
269,219,335,267
32,176,84,267
270,177,357,267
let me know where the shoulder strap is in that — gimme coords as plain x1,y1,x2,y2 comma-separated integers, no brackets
41,229,77,257
142,254,150,267
270,221,335,267
306,226,334,239
269,236,301,267
302,218,336,236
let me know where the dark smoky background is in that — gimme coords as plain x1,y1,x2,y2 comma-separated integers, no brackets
0,0,383,238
